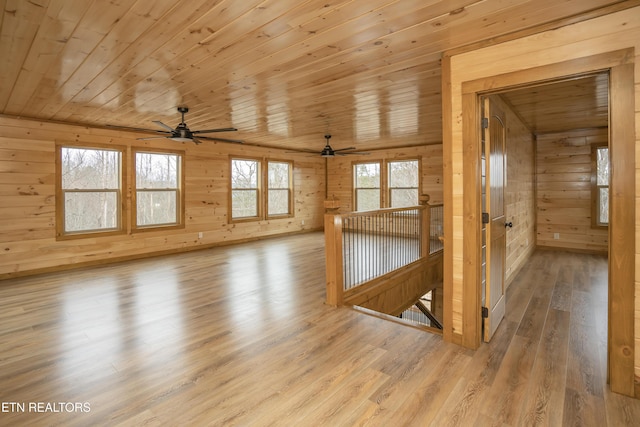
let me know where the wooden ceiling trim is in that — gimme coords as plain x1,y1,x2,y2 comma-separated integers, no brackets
444,0,640,57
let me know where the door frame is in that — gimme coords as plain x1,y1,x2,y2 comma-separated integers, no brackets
459,49,635,396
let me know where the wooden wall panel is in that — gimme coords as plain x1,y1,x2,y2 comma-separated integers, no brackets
325,144,443,213
0,116,325,278
536,129,608,253
445,6,638,384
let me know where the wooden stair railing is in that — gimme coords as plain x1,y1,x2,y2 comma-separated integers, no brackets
324,195,444,318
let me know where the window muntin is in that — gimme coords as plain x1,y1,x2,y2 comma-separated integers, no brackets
354,162,381,211
60,147,122,234
267,161,291,216
134,151,182,228
593,145,609,227
388,160,419,208
231,158,260,219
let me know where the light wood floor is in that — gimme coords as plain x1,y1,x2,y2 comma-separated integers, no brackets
1,232,639,426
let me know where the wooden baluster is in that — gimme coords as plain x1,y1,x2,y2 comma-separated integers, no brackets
419,194,431,258
324,199,344,306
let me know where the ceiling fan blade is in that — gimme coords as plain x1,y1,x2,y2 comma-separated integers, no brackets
337,151,371,155
153,120,175,132
192,127,238,134
332,147,356,152
105,124,168,133
136,136,170,140
196,135,244,144
285,148,323,154
285,152,319,156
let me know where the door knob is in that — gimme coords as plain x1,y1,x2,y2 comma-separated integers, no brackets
505,222,513,228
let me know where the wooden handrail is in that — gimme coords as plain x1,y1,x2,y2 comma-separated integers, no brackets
324,195,443,307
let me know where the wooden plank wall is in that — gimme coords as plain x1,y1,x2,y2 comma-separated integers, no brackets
536,128,608,253
0,116,326,278
494,96,537,287
444,6,639,379
325,144,443,212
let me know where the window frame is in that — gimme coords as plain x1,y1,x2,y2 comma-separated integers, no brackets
387,159,421,208
266,159,294,218
591,143,609,229
229,157,295,222
230,157,262,222
352,158,421,211
55,142,127,240
132,148,185,232
353,161,382,212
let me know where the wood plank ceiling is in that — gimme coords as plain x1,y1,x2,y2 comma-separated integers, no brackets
499,73,610,134
0,0,633,152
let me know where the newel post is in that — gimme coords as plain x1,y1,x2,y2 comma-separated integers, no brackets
324,199,344,306
420,194,431,257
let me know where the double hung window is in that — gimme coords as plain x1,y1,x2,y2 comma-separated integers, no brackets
230,158,293,220
57,145,184,238
353,159,420,211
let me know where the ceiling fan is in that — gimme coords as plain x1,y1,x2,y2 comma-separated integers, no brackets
107,106,243,144
289,134,369,157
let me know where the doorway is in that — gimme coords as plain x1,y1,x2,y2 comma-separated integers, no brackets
458,50,635,396
480,72,610,342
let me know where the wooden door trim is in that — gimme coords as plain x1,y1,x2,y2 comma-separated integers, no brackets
608,61,635,396
459,49,635,396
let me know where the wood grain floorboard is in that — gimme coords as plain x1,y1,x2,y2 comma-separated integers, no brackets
1,234,639,426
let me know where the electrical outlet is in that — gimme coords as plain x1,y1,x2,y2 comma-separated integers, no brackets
525,238,529,246
553,233,560,240
198,232,203,239
301,220,305,225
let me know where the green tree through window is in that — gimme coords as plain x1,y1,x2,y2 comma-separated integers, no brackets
135,152,182,227
60,147,121,234
593,145,609,227
388,160,419,208
354,162,381,211
231,159,260,218
268,162,291,216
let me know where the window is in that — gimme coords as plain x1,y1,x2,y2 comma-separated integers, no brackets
230,158,293,221
58,146,123,236
354,162,381,211
267,161,292,216
388,160,419,207
134,151,183,229
231,158,260,219
353,159,420,211
592,144,609,227
57,145,185,238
